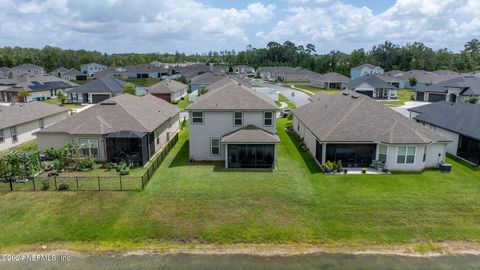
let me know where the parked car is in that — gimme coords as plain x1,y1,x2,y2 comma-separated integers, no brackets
280,108,292,118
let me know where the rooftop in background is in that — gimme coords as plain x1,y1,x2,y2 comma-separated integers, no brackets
12,63,44,70
294,92,449,144
146,79,187,94
423,76,480,95
351,63,383,71
346,75,397,89
190,71,227,85
67,76,126,94
186,77,278,111
0,75,77,92
38,94,180,135
0,102,68,129
409,101,480,141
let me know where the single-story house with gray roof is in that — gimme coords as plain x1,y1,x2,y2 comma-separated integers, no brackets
414,76,480,103
408,102,480,165
346,75,398,100
310,72,350,89
146,79,188,102
66,76,136,104
0,102,69,152
37,94,180,166
293,92,451,171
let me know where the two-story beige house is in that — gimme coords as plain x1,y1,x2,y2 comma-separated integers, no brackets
186,77,280,169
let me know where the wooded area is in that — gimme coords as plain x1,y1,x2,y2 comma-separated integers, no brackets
1,39,479,75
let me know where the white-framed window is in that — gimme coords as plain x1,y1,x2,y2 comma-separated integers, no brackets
10,127,17,143
210,138,220,156
39,118,44,129
264,111,273,126
397,146,415,164
79,138,99,157
191,111,204,124
379,145,387,163
233,112,243,126
0,130,4,143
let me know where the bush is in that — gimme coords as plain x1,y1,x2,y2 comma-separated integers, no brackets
336,160,344,172
79,157,95,171
116,161,130,175
41,179,50,191
52,159,65,172
58,182,69,191
323,161,335,172
104,162,115,171
45,148,62,160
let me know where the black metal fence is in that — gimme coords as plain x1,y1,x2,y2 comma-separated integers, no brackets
0,133,179,192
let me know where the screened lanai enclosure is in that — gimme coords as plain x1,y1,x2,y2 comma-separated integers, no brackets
105,131,150,166
325,144,376,167
226,144,276,169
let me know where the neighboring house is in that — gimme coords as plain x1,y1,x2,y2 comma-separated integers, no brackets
345,75,398,100
186,77,280,169
310,72,350,89
80,63,107,76
0,75,77,103
50,67,69,78
350,64,384,79
124,64,169,79
10,64,45,78
382,70,458,91
37,94,180,166
0,67,10,79
409,102,480,165
293,92,450,171
146,80,188,102
62,69,88,81
190,72,226,92
0,102,69,152
172,63,212,81
233,65,255,74
257,67,322,82
414,76,480,103
93,67,128,80
66,76,130,104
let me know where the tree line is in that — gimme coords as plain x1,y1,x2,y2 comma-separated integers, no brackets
1,39,479,75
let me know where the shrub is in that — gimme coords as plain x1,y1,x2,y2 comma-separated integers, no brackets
45,148,62,160
361,168,368,174
104,162,115,171
79,157,95,171
323,161,335,172
41,179,50,191
58,182,69,191
52,159,65,172
116,161,130,175
336,160,344,172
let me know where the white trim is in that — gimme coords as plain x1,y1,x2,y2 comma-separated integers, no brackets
210,137,220,156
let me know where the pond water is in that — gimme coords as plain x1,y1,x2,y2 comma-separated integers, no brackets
2,253,480,270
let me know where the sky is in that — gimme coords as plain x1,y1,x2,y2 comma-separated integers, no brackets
0,0,479,54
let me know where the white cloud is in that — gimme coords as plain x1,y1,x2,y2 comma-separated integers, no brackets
0,0,276,53
258,0,480,52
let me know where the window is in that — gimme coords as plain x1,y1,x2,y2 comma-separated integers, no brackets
210,138,220,155
10,127,17,143
378,145,387,163
192,112,204,124
397,146,415,164
264,111,273,126
39,119,44,129
0,130,4,143
233,112,243,126
423,146,427,162
79,138,99,157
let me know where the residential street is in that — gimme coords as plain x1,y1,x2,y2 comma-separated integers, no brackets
251,79,311,107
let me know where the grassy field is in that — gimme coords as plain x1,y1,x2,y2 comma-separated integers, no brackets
175,95,191,111
41,98,84,109
286,84,342,95
276,94,296,109
0,119,480,249
126,78,161,87
380,89,415,107
0,140,38,156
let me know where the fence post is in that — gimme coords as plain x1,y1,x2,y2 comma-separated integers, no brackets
32,177,35,191
76,177,79,191
141,175,144,189
9,177,13,191
98,176,101,191
119,176,123,191
54,176,57,190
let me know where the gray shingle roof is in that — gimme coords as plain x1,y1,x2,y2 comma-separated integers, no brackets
146,80,187,94
0,102,68,129
351,64,381,71
38,94,180,135
409,101,480,140
222,125,280,144
424,76,480,95
124,64,168,74
346,75,397,89
67,77,126,94
294,92,450,144
190,72,226,85
186,77,278,111
311,72,350,83
0,75,77,92
12,63,44,70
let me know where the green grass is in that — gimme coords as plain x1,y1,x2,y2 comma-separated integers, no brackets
276,94,296,109
41,98,84,109
380,89,416,107
0,140,38,156
126,78,161,87
1,120,480,249
175,95,191,111
72,80,88,85
285,84,342,95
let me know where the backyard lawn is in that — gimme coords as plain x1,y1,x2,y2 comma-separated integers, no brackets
0,139,38,156
0,119,480,250
175,95,191,110
126,78,161,87
380,88,415,107
286,84,342,95
41,98,84,109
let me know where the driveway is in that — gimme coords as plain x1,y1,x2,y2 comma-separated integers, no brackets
391,101,430,117
251,79,311,107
